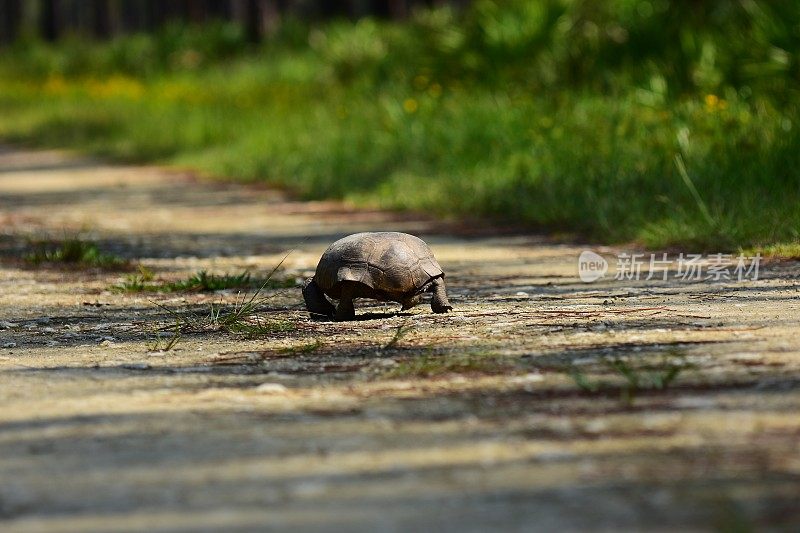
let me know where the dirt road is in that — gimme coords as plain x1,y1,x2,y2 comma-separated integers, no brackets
1,145,799,532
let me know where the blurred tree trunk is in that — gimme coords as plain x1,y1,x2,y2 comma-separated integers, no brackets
233,0,283,43
107,0,123,35
59,0,80,34
120,0,135,32
156,1,183,25
148,0,180,29
40,0,59,41
91,0,110,38
261,0,281,36
232,0,261,42
386,0,410,19
0,0,23,44
121,0,147,32
187,0,207,23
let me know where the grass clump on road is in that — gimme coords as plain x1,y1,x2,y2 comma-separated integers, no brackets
116,267,295,293
1,2,799,250
147,254,296,338
206,295,295,336
150,285,294,340
25,236,128,269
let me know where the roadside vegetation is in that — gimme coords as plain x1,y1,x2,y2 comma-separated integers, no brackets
25,236,129,269
1,1,798,250
141,254,297,342
115,266,296,293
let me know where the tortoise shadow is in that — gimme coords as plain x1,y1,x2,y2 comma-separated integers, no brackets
308,310,417,322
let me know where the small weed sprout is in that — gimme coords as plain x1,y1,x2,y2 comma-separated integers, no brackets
117,264,156,292
674,154,716,228
279,339,323,355
147,319,182,352
570,367,601,393
382,322,412,350
387,350,513,378
569,350,692,405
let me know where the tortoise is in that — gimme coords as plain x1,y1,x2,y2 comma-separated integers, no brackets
302,232,452,321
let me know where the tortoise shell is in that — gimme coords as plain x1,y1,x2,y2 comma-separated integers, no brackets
314,232,444,300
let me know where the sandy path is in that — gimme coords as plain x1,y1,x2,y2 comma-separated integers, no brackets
0,145,799,532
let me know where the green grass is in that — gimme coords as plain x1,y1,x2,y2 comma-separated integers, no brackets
25,236,128,269
382,322,413,350
387,350,515,378
146,319,182,352
279,339,323,355
151,284,294,338
748,242,800,260
204,280,296,335
1,2,799,250
115,266,295,293
149,253,296,338
569,351,692,405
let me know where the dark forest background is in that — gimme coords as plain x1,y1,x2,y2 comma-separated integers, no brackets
1,1,470,43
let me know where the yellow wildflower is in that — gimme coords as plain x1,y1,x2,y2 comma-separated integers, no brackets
85,76,144,100
42,75,68,95
704,94,727,112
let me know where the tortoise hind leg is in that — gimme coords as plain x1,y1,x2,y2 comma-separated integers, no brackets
430,278,452,313
335,281,357,321
400,294,422,311
302,278,335,317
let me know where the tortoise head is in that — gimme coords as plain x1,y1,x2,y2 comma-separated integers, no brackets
400,294,423,311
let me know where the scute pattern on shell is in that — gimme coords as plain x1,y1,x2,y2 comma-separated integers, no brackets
315,232,443,297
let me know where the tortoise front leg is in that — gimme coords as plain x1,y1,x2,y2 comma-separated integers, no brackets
335,282,357,321
430,278,452,313
302,278,335,317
